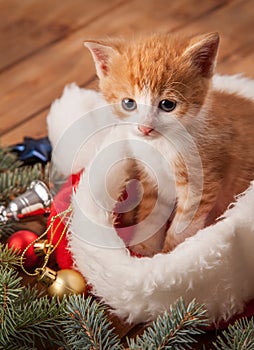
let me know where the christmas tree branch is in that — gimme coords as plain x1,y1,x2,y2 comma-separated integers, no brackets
127,297,208,350
62,294,124,350
0,244,66,349
0,148,21,172
1,280,67,349
0,243,24,345
12,291,66,348
0,243,21,268
0,221,18,240
213,317,254,349
62,294,209,350
0,266,23,346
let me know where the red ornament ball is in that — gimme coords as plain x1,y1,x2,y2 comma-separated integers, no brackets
7,230,40,269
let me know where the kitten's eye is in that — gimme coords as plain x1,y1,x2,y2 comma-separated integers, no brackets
158,99,176,112
122,98,137,111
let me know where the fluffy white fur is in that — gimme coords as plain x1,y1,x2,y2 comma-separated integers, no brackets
47,74,254,324
213,74,254,101
47,84,109,176
70,184,254,323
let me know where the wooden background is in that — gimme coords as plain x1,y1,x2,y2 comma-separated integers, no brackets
0,0,253,348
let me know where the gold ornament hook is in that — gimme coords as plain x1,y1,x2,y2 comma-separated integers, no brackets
20,205,73,276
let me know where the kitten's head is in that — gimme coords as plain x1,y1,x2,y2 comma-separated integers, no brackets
84,32,219,136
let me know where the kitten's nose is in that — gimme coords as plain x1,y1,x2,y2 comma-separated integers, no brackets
138,125,154,135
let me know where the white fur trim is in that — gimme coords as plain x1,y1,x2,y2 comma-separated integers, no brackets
70,175,254,324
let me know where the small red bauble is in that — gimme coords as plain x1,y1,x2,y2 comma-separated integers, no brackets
7,230,40,269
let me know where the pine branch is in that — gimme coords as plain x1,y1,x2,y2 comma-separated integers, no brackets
0,244,23,346
127,297,208,350
62,294,124,350
1,283,66,349
0,220,18,240
0,266,23,346
0,243,21,268
0,148,21,172
213,317,254,350
0,266,23,310
17,284,44,306
3,343,38,350
10,291,66,349
0,243,65,349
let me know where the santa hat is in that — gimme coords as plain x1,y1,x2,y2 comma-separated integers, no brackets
47,76,254,327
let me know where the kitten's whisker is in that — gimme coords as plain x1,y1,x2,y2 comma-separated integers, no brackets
164,86,190,104
170,81,189,89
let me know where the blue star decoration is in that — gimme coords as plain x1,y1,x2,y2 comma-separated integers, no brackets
11,136,52,165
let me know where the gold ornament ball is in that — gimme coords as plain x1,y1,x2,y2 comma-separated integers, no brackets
47,269,87,299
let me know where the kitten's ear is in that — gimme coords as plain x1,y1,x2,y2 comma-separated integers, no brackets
182,32,220,78
84,41,119,79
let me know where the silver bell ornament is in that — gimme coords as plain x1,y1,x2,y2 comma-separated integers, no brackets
0,180,52,223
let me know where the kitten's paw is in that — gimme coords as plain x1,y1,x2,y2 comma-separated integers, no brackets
161,243,171,254
129,243,160,257
162,235,178,253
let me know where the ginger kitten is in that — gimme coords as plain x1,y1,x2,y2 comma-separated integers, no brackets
84,32,254,256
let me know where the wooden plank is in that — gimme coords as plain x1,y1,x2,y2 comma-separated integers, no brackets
180,0,254,60
0,79,98,145
179,0,254,75
0,0,124,72
0,110,48,146
218,49,254,78
0,0,229,137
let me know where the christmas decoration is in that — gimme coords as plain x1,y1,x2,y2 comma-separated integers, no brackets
0,157,50,239
0,176,53,269
0,180,52,223
33,238,53,256
7,230,41,269
11,136,52,165
13,197,88,301
38,267,87,299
